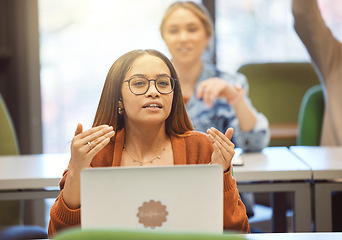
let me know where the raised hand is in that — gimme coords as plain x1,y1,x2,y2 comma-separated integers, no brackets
69,123,115,175
63,123,115,209
207,127,235,172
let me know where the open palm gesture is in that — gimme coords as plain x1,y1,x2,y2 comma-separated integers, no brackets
207,127,235,172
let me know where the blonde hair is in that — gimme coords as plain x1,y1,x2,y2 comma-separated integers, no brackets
160,1,214,39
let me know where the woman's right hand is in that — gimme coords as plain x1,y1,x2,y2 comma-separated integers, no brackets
196,77,240,107
69,123,115,175
63,123,115,209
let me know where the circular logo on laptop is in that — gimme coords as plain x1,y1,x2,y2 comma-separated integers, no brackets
137,200,168,229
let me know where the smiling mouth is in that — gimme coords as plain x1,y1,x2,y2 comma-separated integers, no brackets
178,47,191,53
142,104,162,109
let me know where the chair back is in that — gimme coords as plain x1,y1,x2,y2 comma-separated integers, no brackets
238,62,320,146
297,85,324,146
0,94,20,226
0,94,19,155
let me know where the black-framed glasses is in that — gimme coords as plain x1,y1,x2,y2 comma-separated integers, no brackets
124,76,176,95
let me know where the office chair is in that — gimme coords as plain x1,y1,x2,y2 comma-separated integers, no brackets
297,84,324,146
0,94,48,239
238,62,320,147
0,94,21,226
0,94,19,155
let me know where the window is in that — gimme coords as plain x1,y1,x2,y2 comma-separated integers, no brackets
215,0,342,73
39,0,181,153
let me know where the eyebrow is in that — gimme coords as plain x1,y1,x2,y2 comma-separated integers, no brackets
167,22,200,28
130,73,170,78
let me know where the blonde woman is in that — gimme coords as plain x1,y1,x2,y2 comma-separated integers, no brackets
160,1,270,220
160,1,270,152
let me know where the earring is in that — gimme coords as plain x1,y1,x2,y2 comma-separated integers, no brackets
118,100,124,114
118,107,124,115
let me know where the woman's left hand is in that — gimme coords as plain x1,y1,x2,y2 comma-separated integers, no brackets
207,127,235,172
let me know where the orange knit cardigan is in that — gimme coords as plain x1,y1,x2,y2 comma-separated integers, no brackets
48,129,250,237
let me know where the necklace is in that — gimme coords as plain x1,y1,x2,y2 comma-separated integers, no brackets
123,144,166,166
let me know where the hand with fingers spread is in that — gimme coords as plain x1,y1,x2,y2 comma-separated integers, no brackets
63,123,115,209
196,78,241,107
207,127,235,173
69,123,115,174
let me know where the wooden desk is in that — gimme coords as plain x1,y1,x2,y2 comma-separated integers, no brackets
270,122,298,140
290,146,342,232
233,147,312,232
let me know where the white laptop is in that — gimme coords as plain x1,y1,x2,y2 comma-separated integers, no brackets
80,164,223,233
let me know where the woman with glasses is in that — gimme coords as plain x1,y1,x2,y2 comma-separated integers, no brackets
48,49,250,237
160,1,270,152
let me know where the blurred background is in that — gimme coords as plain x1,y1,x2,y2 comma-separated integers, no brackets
1,0,342,153
37,0,342,153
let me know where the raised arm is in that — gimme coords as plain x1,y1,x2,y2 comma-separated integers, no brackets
206,127,250,232
48,124,114,237
292,0,342,83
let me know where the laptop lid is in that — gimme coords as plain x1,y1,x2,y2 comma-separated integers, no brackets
80,164,223,233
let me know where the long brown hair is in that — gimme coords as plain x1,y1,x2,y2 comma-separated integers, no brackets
92,49,193,136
